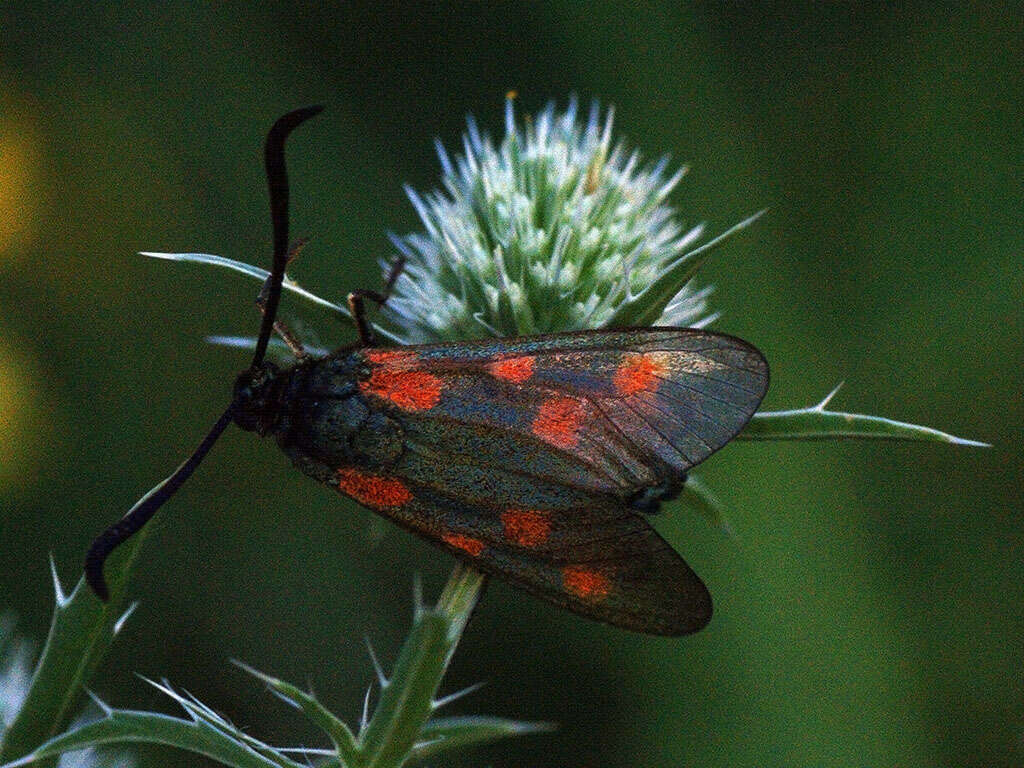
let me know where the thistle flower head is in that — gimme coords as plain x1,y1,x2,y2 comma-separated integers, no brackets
381,99,757,344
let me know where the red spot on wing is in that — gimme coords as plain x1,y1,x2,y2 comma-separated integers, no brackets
442,532,485,556
364,349,413,364
562,566,611,600
359,350,442,411
337,468,412,508
501,510,551,547
613,354,665,396
486,355,535,383
532,397,586,449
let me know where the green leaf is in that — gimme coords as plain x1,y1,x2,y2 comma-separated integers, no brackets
432,564,487,649
0,566,527,768
140,252,402,344
409,716,556,762
232,663,359,768
0,540,146,765
603,210,765,329
0,706,300,768
740,385,989,445
0,614,34,728
140,252,349,316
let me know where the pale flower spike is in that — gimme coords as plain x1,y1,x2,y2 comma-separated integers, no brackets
380,98,741,344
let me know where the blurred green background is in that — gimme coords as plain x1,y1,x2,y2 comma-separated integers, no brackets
1,3,1020,766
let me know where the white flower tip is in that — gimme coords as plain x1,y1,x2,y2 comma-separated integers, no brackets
741,208,769,228
229,658,267,681
360,682,374,733
385,100,722,339
136,674,174,698
1,753,36,767
411,571,425,618
504,94,516,135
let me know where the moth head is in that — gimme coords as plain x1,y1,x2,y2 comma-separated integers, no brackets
232,362,283,436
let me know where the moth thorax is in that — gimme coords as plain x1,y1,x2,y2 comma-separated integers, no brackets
282,394,402,468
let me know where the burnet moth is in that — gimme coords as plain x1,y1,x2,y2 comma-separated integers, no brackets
85,106,769,636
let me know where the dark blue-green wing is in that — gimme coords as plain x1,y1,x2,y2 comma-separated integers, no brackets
335,328,767,634
360,328,769,494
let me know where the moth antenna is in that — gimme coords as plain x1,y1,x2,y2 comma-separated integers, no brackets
85,403,236,600
84,106,323,601
251,105,323,370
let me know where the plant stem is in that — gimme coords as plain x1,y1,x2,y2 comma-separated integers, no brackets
434,564,487,656
357,564,486,768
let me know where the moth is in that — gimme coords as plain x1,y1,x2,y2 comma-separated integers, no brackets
86,106,769,636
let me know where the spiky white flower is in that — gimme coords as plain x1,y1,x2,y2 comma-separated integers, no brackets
381,99,761,344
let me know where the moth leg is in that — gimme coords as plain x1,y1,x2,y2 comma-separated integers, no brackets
380,254,407,298
347,256,406,347
256,237,309,359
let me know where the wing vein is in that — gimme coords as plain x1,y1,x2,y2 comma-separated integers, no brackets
635,394,716,452
619,398,697,467
637,387,735,435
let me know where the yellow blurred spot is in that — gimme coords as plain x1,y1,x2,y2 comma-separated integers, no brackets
0,107,40,258
0,334,43,487
505,89,518,101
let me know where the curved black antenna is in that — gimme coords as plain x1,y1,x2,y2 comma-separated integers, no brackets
84,106,324,600
85,403,236,600
252,104,323,370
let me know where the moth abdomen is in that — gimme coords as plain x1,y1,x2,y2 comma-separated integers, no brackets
628,475,686,515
